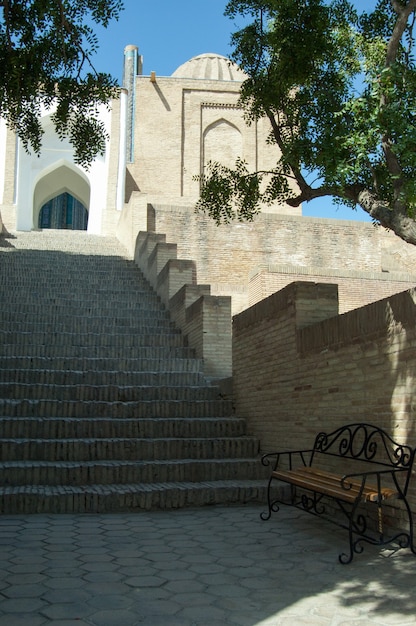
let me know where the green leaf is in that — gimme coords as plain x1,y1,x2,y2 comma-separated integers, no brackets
0,0,123,165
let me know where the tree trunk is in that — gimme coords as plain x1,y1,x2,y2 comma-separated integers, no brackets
357,189,416,246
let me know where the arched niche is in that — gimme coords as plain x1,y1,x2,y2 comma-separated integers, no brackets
202,119,243,172
33,160,90,229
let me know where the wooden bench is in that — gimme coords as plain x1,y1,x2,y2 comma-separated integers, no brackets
260,423,416,563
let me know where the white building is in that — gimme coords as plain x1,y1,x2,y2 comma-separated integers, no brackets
0,46,296,237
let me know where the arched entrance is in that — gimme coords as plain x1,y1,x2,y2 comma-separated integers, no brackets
33,160,90,231
38,192,88,230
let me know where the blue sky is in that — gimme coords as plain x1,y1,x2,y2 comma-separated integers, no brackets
93,0,381,223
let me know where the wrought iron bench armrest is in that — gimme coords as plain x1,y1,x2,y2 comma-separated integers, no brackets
341,466,408,501
261,449,313,471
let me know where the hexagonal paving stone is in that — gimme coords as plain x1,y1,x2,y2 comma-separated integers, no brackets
177,604,229,622
82,571,124,583
40,602,93,620
0,598,47,613
124,575,167,588
164,579,205,594
0,613,46,626
3,574,46,586
44,577,86,590
1,584,47,599
86,609,141,626
87,593,134,610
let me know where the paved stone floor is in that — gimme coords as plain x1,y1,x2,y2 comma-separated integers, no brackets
0,504,415,625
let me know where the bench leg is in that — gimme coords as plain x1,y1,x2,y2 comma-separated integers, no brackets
260,475,280,521
401,496,416,555
336,498,376,564
339,498,416,563
339,503,364,564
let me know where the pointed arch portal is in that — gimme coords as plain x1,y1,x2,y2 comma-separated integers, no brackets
38,192,88,230
33,161,90,231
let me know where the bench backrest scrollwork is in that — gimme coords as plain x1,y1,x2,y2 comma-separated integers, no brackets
310,423,415,494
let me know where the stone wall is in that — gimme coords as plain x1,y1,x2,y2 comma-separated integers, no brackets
149,202,416,315
233,281,416,527
250,265,416,314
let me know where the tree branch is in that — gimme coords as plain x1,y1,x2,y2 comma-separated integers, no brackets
265,109,311,197
388,0,416,64
285,180,416,247
285,185,344,207
2,0,11,50
381,0,416,208
355,187,416,244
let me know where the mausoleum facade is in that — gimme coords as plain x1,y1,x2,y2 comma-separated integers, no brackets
1,44,416,316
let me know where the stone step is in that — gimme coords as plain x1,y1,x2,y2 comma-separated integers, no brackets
1,270,152,280
0,416,247,439
0,480,284,514
0,330,183,347
0,304,166,325
4,258,146,271
0,382,221,402
3,230,129,250
0,319,177,334
0,344,196,359
3,262,149,275
0,356,203,373
0,458,266,486
0,306,169,320
2,288,156,299
4,281,148,290
0,230,252,513
0,369,207,387
4,266,148,274
2,261,144,271
0,398,234,418
0,436,259,461
0,301,165,315
4,289,162,301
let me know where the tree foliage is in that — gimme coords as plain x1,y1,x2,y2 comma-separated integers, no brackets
195,0,416,245
0,0,123,167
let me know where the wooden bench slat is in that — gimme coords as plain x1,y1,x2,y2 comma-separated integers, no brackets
292,468,364,498
295,467,398,501
272,468,358,503
272,467,398,503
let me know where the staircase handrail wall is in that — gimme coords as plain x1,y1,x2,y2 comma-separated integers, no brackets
134,230,232,380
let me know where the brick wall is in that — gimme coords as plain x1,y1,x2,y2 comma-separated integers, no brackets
233,282,416,527
149,203,416,316
185,295,232,379
250,265,416,313
128,74,300,206
0,127,17,231
102,97,122,236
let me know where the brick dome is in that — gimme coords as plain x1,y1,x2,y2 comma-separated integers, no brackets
171,53,246,81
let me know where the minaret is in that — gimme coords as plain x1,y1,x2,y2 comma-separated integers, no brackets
116,87,128,211
123,45,142,163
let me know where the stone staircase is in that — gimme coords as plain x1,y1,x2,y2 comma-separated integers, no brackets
0,229,270,513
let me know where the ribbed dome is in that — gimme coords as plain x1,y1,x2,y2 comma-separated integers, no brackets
171,53,246,81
